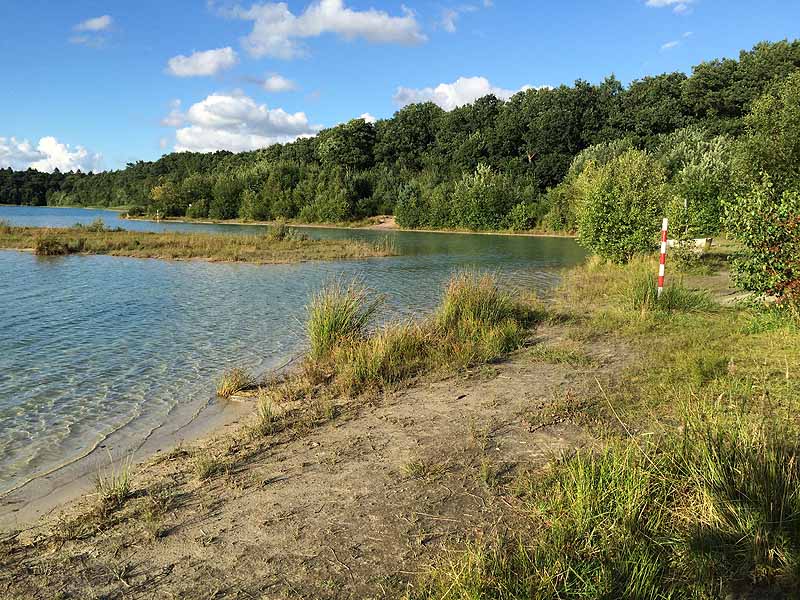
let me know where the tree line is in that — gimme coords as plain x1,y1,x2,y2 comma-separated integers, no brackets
2,39,800,237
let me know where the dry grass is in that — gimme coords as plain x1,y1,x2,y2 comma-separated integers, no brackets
216,367,255,398
0,225,394,263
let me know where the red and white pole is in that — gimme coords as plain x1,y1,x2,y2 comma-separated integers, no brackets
657,217,668,298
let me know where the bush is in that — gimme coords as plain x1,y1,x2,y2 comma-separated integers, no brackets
726,74,800,308
575,149,668,263
658,127,733,237
449,164,519,231
35,234,69,256
726,177,800,306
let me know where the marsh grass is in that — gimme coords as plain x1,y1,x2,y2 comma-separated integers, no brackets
216,367,255,398
628,269,715,314
527,341,593,366
192,449,225,481
2,226,394,263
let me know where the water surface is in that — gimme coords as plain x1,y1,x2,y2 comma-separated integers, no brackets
0,205,585,504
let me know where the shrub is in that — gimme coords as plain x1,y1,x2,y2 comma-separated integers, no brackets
35,234,69,256
504,201,539,232
306,280,382,360
725,74,800,308
658,127,733,237
575,149,668,263
0,218,13,233
265,223,308,242
216,367,254,398
449,164,519,231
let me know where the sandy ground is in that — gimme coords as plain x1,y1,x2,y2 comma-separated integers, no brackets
0,325,630,599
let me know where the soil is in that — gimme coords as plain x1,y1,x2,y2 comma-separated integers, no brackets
0,325,631,599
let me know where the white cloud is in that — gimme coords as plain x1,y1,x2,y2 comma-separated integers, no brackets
261,73,298,92
70,14,114,46
359,112,377,123
645,0,693,14
440,4,485,33
166,47,239,77
75,15,113,32
0,136,102,172
161,99,184,127
165,91,320,153
661,40,680,50
393,76,537,111
234,0,426,59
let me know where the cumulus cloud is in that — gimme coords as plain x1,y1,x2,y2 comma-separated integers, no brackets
260,73,298,92
645,0,693,14
233,0,426,59
0,136,102,172
359,112,377,123
393,76,537,111
164,91,320,153
166,47,239,77
70,14,114,46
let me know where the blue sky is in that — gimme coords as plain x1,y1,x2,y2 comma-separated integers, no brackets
1,0,798,172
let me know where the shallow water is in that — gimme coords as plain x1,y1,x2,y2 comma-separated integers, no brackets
0,205,585,498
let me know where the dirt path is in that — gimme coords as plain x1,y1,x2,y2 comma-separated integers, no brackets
1,328,629,599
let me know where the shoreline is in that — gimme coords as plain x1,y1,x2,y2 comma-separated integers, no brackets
121,214,579,239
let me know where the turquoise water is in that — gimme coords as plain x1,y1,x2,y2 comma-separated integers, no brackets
0,205,585,497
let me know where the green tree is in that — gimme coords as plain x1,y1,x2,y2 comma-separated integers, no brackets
576,149,668,263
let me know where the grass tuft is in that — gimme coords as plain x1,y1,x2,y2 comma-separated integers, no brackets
95,454,132,511
306,279,383,360
216,367,254,398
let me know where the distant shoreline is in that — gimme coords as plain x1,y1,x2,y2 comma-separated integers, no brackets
122,213,579,239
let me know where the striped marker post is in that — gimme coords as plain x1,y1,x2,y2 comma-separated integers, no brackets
657,217,669,298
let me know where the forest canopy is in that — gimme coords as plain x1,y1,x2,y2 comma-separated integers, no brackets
3,40,800,235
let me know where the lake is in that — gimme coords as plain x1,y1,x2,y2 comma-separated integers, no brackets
0,205,585,518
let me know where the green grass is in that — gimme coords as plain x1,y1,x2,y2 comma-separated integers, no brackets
305,272,544,396
413,406,800,599
306,279,383,360
0,225,394,263
411,257,800,600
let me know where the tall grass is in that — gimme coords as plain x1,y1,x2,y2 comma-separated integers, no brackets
305,272,542,396
95,454,132,511
306,279,383,359
628,270,715,314
413,407,800,599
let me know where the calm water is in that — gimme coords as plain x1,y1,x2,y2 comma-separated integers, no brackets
0,205,585,497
